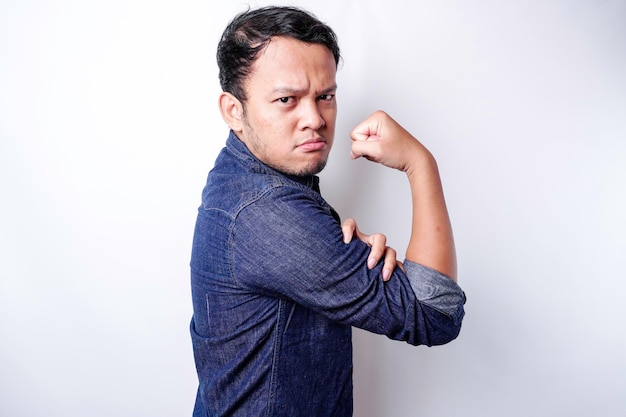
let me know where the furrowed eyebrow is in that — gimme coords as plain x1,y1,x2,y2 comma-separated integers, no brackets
271,84,337,96
271,87,306,96
319,85,338,95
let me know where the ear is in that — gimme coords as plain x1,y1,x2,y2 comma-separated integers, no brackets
218,92,244,133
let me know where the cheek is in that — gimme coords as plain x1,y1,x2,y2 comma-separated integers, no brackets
323,109,337,131
246,101,282,127
323,105,337,121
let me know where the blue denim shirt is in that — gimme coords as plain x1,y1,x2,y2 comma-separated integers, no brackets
190,131,466,417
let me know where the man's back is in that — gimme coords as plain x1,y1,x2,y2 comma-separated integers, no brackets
190,132,353,416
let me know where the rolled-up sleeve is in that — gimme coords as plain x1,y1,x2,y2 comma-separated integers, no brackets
232,185,466,347
404,260,466,345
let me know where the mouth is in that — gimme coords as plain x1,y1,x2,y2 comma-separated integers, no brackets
297,137,326,152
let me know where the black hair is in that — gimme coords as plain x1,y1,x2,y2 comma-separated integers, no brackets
216,6,341,102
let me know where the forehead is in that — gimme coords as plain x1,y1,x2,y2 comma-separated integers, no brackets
246,36,337,93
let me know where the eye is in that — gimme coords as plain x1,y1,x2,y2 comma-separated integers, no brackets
318,94,335,102
278,97,293,104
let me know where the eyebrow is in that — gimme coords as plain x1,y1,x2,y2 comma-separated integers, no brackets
271,84,337,96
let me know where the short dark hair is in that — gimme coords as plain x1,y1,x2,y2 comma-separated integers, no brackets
217,6,341,102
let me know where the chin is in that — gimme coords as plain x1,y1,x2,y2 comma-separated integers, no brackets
304,159,328,176
282,160,327,177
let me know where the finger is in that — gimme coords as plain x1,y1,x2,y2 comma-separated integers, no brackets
366,233,386,269
350,122,378,142
350,111,386,141
381,247,398,281
350,139,383,162
341,218,358,244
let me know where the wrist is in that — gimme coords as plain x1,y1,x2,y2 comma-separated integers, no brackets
405,149,437,180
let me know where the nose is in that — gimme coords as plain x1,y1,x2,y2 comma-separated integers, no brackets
298,99,325,131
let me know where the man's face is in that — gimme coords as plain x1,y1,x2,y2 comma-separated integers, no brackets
236,36,337,176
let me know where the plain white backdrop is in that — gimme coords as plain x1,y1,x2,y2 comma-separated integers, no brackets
1,1,625,416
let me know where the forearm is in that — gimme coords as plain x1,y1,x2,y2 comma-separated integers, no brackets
405,151,457,281
349,110,458,281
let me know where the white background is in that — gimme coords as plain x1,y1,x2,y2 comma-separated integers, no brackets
1,1,625,416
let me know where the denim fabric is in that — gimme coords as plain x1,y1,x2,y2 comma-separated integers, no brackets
190,131,466,417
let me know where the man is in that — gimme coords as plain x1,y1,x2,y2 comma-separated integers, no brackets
190,6,465,416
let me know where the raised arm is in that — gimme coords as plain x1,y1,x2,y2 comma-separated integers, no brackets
350,111,457,281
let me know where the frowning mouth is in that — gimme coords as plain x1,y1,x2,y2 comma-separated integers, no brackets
297,137,326,152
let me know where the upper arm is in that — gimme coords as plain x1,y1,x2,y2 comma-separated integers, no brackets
231,188,370,310
231,186,465,345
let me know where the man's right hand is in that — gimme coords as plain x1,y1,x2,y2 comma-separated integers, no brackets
348,110,458,281
349,110,433,176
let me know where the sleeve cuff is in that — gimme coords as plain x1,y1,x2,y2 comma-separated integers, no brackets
403,260,467,316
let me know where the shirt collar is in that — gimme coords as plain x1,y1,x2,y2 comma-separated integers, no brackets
226,130,321,193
